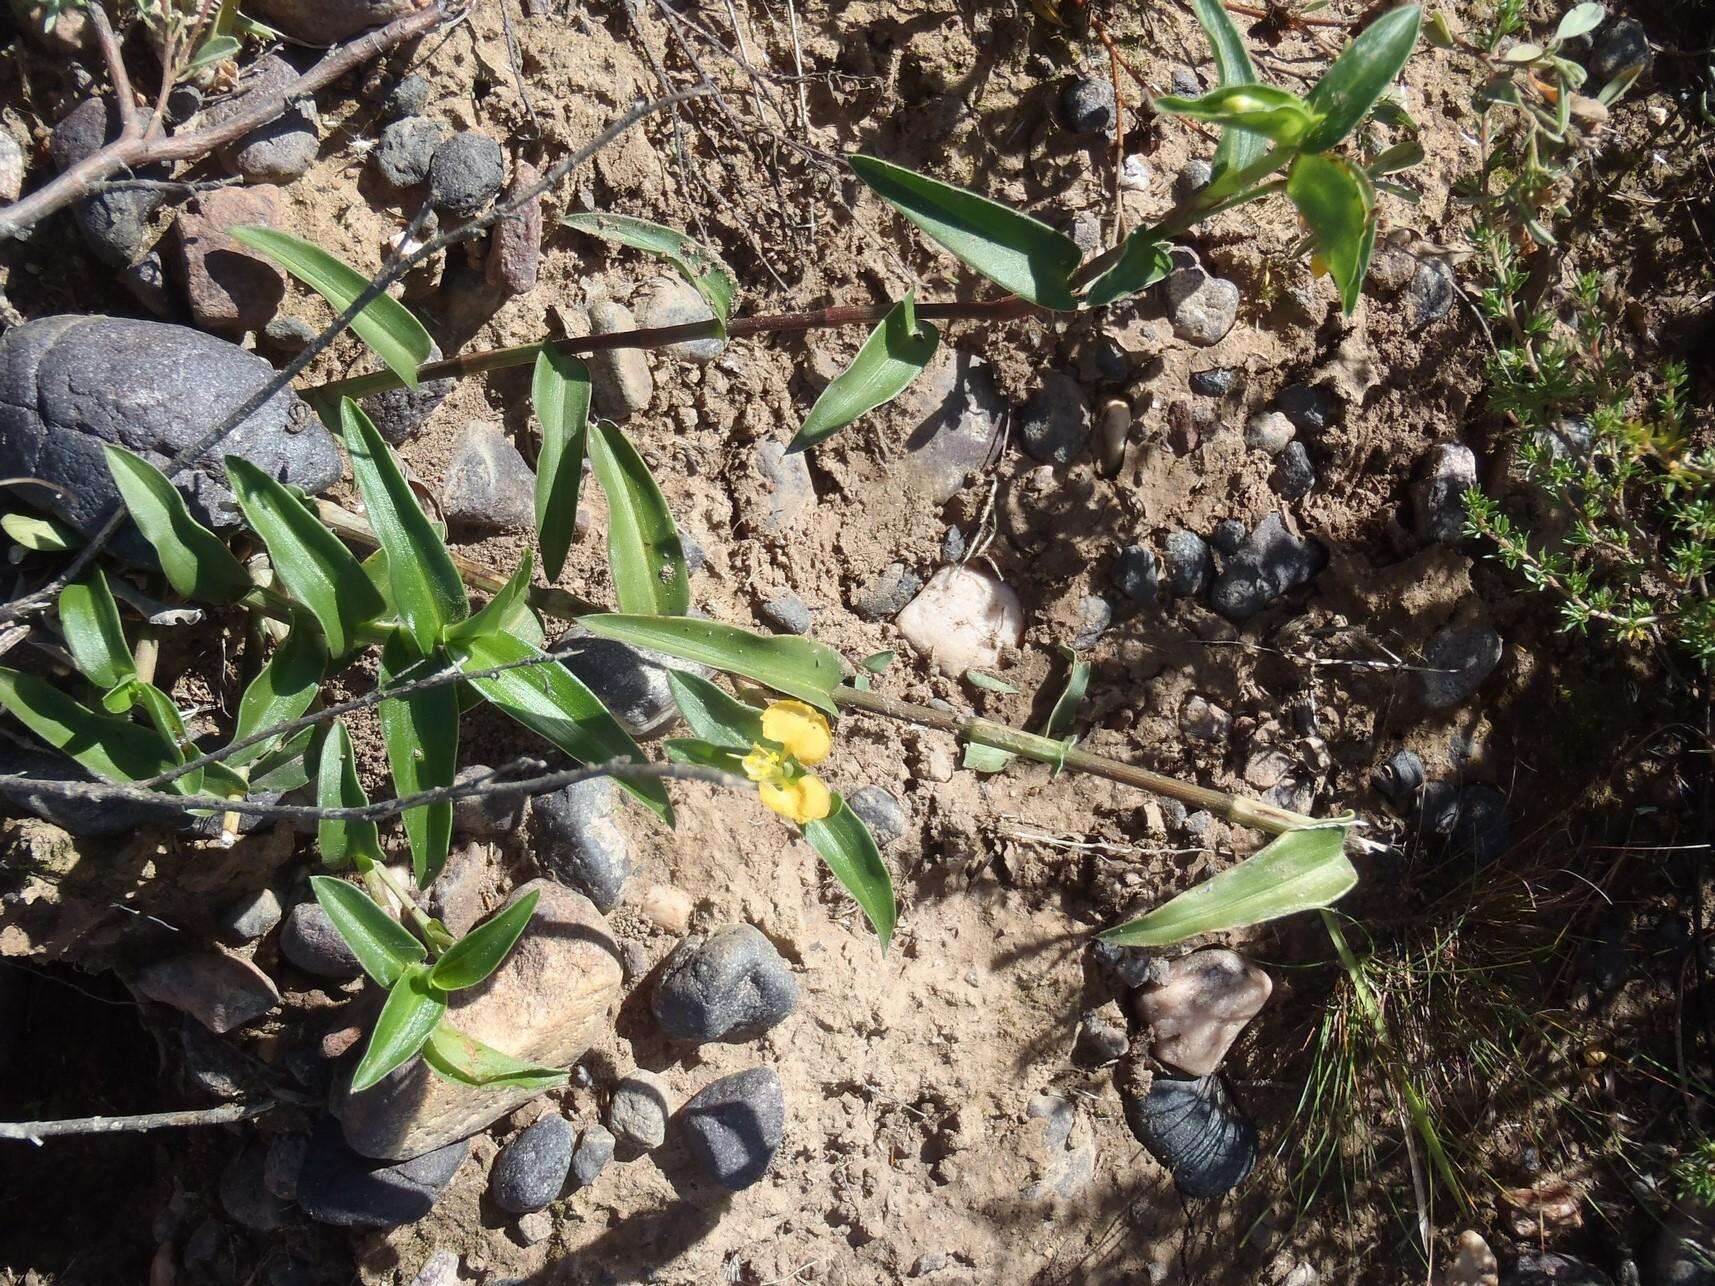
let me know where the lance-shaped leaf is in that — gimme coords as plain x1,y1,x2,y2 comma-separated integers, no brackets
3,512,81,552
350,964,447,1092
849,155,1082,310
341,400,467,652
788,294,940,454
104,445,251,603
59,570,135,695
445,553,535,645
1299,4,1423,153
1043,647,1090,742
378,633,456,887
227,226,433,388
587,421,690,616
1099,822,1357,946
316,722,385,871
422,1024,567,1091
0,667,181,784
309,873,425,986
247,726,318,795
1154,84,1322,144
229,616,326,766
663,737,748,773
561,212,737,330
582,615,843,715
1080,230,1172,309
225,456,384,657
666,671,763,750
531,348,591,582
802,794,896,952
449,630,672,822
1287,152,1377,315
427,889,539,990
1193,0,1268,179
962,742,1016,774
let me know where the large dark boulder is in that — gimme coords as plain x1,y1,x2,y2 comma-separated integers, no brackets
0,315,341,540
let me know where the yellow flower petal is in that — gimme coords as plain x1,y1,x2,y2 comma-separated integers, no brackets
761,700,832,766
742,746,785,784
757,772,832,825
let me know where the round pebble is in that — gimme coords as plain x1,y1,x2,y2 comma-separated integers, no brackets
429,131,504,217
490,1115,573,1214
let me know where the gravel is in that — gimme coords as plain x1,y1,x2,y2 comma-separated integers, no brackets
1208,514,1328,621
429,131,504,217
852,562,924,621
1110,544,1160,604
1189,367,1237,397
653,924,800,1044
1072,595,1112,649
607,1070,671,1150
1245,411,1296,455
384,73,431,119
1210,519,1247,556
1590,17,1651,85
1407,258,1456,326
1163,266,1240,346
760,590,812,635
1274,384,1340,432
1272,440,1316,499
280,900,363,980
1371,749,1425,804
1412,442,1478,544
219,888,283,942
362,341,453,444
374,116,442,188
296,1118,468,1229
441,421,537,532
680,1067,785,1190
847,785,908,849
490,1115,573,1214
570,1123,615,1188
1419,625,1502,710
587,299,653,420
51,98,166,265
637,275,726,363
1018,371,1091,465
1059,76,1116,135
1163,530,1214,598
531,776,633,912
1175,158,1212,200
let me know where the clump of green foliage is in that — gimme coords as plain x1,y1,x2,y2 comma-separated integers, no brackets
1675,1138,1715,1204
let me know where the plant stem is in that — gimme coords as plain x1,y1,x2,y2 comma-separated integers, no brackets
0,1099,274,1142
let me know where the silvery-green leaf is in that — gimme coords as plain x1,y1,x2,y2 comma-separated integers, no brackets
665,671,763,751
802,795,896,952
377,632,456,887
1192,0,1269,179
0,667,180,785
230,616,326,766
310,872,424,986
788,294,939,454
1300,5,1423,152
588,420,689,616
58,570,135,693
582,614,842,715
1287,152,1377,315
531,347,591,582
561,212,737,330
350,965,446,1092
316,722,385,871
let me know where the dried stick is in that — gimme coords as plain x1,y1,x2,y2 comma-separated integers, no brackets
0,1098,275,1143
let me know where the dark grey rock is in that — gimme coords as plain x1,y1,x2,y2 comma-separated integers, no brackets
1412,442,1478,544
1420,625,1502,710
132,952,280,1034
1018,372,1091,465
0,316,339,541
853,562,923,621
429,131,504,217
1179,695,1229,743
1176,158,1213,200
165,84,203,126
1590,17,1651,86
570,1122,615,1188
362,342,452,444
1163,267,1240,346
296,1117,468,1229
900,350,1007,503
176,1016,255,1101
1111,543,1160,604
1170,69,1201,95
374,116,442,188
51,98,168,266
225,100,318,184
1643,1216,1715,1286
1272,441,1316,500
1073,595,1112,649
281,900,363,979
847,785,907,849
1407,258,1456,326
531,776,631,912
760,590,812,635
1371,750,1425,804
1060,76,1116,135
384,73,431,120
942,526,966,561
653,924,799,1044
450,763,525,839
0,741,183,833
262,314,317,352
122,250,177,320
220,888,283,942
1061,212,1102,257
1210,519,1246,557
490,1114,573,1214
442,422,536,532
679,1066,784,1190
1189,368,1236,397
1092,940,1167,990
1501,1254,1615,1286
1274,384,1340,433
1208,514,1327,622
1163,530,1213,598
1122,1074,1256,1198
220,1139,291,1231
553,626,690,739
1421,782,1511,864
182,1218,241,1283
607,1070,670,1150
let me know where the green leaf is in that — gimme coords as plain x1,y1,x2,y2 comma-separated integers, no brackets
587,420,690,616
1098,822,1357,946
965,670,1019,695
187,32,240,70
377,633,456,887
449,629,671,823
225,456,384,657
129,680,190,762
315,722,385,871
582,614,843,715
1043,647,1090,741
226,225,433,388
858,650,895,674
962,742,1016,774
665,671,763,750
1555,2,1604,43
3,512,81,552
1192,0,1269,179
1287,152,1377,315
445,554,535,645
663,737,748,772
230,616,326,766
1079,230,1172,308
560,212,737,330
1154,84,1321,144
309,872,425,986
801,794,896,952
246,725,318,794
350,965,447,1092
532,347,591,582
0,666,180,784
788,293,940,454
1299,4,1422,152
427,889,539,990
59,570,135,693
848,155,1082,310
340,400,467,653
1368,139,1425,176
422,1024,568,1091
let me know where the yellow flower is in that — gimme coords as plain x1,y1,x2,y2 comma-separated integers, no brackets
760,700,831,766
757,772,832,825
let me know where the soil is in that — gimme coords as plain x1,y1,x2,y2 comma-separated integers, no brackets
0,0,1711,1283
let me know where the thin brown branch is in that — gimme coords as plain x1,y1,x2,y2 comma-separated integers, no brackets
0,1099,275,1142
88,4,141,135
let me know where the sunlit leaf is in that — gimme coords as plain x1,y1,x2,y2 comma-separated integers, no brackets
788,293,939,454
665,671,763,750
560,212,737,330
663,737,748,773
427,889,539,990
422,1023,567,1090
350,964,446,1092
1043,646,1090,742
962,742,1016,773
1154,84,1321,144
849,155,1082,309
1193,0,1269,179
309,872,425,987
3,511,81,552
1299,4,1422,152
229,615,326,766
227,225,433,388
1555,2,1604,42
315,722,385,871
246,725,318,794
801,794,896,952
59,570,135,694
444,553,535,645
0,666,180,785
583,614,843,715
1287,152,1377,315
378,632,456,887
531,347,591,582
588,420,690,616
1080,229,1172,308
